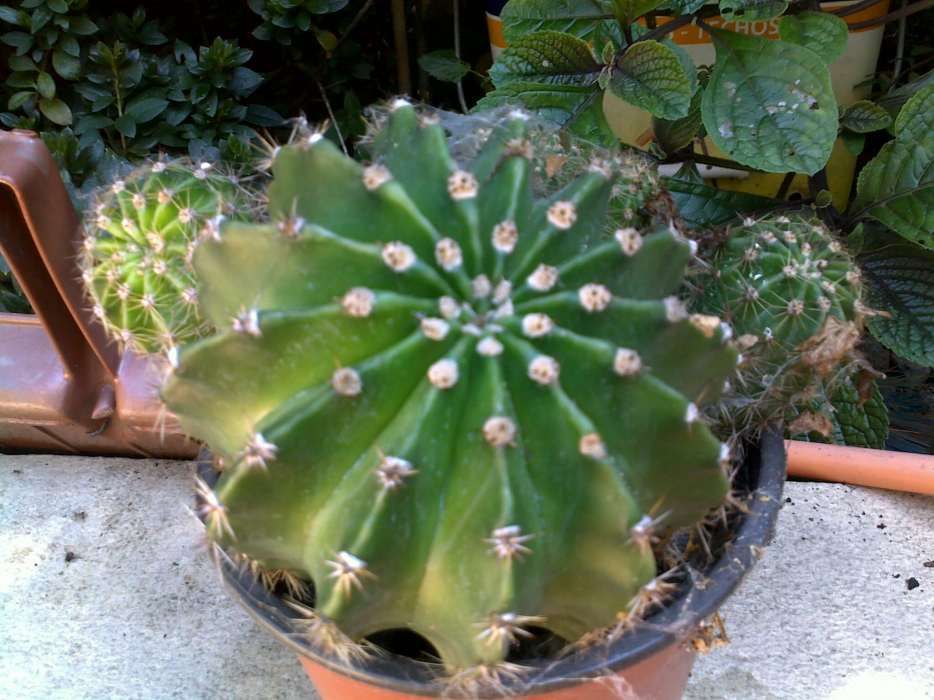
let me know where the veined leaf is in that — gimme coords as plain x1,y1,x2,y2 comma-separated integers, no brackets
701,30,837,174
893,84,934,144
719,0,787,21
853,140,934,250
474,81,615,146
418,50,470,83
500,0,618,43
665,175,780,228
653,86,704,154
609,40,691,120
840,100,892,134
779,11,848,64
859,236,934,367
489,30,600,86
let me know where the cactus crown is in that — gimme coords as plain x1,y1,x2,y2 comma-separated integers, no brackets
80,159,248,354
163,105,738,672
697,214,866,430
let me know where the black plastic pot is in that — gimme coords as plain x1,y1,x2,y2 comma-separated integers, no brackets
201,427,786,699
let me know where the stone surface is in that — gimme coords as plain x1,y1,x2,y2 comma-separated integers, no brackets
0,454,310,699
686,482,934,700
1,454,932,699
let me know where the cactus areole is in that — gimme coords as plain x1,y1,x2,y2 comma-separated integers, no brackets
164,104,741,673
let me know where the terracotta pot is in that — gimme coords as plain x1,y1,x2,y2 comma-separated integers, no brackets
205,428,786,699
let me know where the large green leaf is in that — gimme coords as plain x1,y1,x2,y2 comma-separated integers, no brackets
853,140,934,250
612,0,665,22
664,175,781,228
779,12,848,64
500,0,617,43
840,100,892,134
609,40,691,120
660,0,707,12
831,380,889,449
490,30,600,86
418,50,470,83
474,82,615,146
719,0,787,21
876,70,934,127
701,30,838,175
893,84,934,144
859,236,934,367
653,86,704,155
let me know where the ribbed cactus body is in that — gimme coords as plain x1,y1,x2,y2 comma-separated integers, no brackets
703,215,861,349
164,106,738,670
698,214,864,426
81,161,245,354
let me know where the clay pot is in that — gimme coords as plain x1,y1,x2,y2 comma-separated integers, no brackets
205,429,786,699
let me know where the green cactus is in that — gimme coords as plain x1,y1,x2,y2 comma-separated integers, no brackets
696,214,866,429
80,159,249,354
164,104,738,672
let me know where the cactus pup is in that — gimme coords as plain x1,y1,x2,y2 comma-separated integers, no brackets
80,160,249,354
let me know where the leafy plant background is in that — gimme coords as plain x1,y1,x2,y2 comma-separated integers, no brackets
0,0,931,452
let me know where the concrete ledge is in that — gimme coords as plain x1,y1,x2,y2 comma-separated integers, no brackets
1,454,932,699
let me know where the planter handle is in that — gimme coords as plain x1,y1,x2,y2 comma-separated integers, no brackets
0,128,195,457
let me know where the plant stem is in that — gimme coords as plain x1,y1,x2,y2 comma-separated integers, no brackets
390,0,411,96
776,171,796,200
110,55,126,153
335,0,374,49
313,73,347,156
453,0,468,113
663,151,760,173
849,0,933,29
892,0,908,85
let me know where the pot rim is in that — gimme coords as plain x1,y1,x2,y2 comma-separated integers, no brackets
204,427,786,697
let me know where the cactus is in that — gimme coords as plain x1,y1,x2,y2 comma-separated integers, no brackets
80,160,248,354
695,214,866,430
163,104,739,673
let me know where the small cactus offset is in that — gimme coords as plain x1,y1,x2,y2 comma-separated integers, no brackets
696,214,866,430
80,160,249,354
163,104,739,672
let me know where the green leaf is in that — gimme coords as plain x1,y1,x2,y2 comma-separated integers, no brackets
7,90,33,110
842,130,864,156
6,71,35,88
859,237,934,367
840,100,892,134
853,140,934,250
609,40,691,120
664,175,780,228
0,6,21,25
653,86,704,154
8,55,35,71
125,96,168,123
778,11,848,64
245,104,285,127
701,30,838,175
876,69,933,126
52,48,80,79
719,0,787,20
114,113,137,137
489,30,600,86
659,0,706,11
831,380,889,449
36,71,55,99
474,82,615,146
47,0,68,13
313,28,337,51
1,31,32,52
69,16,98,35
418,50,470,83
38,96,71,125
500,0,618,43
230,66,264,97
893,84,934,144
612,0,664,22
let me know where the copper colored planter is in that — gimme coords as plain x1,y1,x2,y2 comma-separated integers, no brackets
205,428,786,699
0,128,196,457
